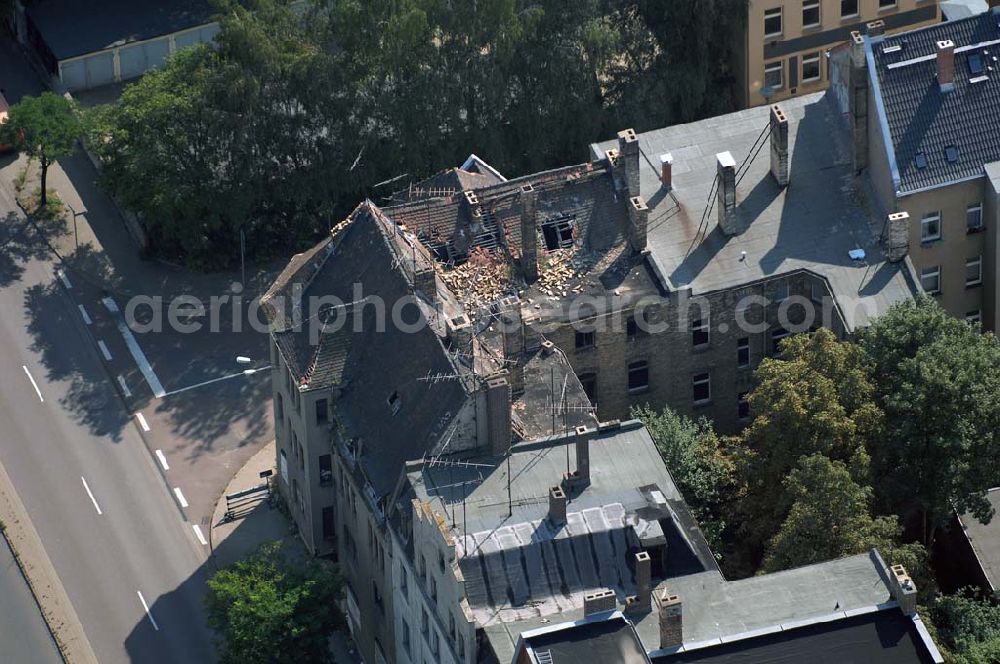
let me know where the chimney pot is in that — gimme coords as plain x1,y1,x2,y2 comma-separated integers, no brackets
548,486,567,524
937,40,956,91
575,425,591,486
659,153,674,190
769,105,789,187
655,590,683,649
485,373,512,456
886,212,909,262
716,152,738,236
617,128,641,198
866,19,885,38
628,196,649,253
635,551,652,611
889,564,918,616
583,588,617,616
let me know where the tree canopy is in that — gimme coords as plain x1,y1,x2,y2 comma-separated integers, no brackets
5,91,80,208
930,591,1000,664
206,542,344,664
87,0,747,267
858,297,1000,545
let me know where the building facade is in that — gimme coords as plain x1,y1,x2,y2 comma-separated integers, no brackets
739,0,940,107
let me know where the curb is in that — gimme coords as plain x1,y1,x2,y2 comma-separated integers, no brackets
0,457,99,664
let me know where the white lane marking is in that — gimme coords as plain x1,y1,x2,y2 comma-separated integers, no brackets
137,591,159,631
155,449,170,471
81,477,102,515
78,305,92,325
192,524,207,546
97,340,112,361
117,375,132,398
161,365,272,398
22,365,43,402
135,412,150,432
58,270,72,289
173,488,189,508
102,296,166,398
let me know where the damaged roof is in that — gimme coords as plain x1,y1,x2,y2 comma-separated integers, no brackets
870,9,1000,194
590,92,918,331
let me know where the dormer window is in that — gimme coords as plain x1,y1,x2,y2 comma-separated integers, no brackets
387,390,401,414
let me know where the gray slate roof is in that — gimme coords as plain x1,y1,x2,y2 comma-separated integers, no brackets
264,203,470,497
591,92,917,330
870,9,1000,193
27,0,216,60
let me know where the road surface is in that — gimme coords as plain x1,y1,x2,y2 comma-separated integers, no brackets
0,181,216,662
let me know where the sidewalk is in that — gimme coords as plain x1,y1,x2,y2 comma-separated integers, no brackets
208,442,361,663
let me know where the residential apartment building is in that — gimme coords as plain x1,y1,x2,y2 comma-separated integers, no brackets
832,9,1000,328
739,0,940,107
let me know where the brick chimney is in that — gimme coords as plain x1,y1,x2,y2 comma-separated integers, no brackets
446,314,473,357
635,551,652,611
485,373,511,456
889,564,918,615
659,153,674,191
886,211,909,262
866,19,886,39
583,589,617,616
849,31,868,174
769,105,789,187
618,128,640,198
548,485,567,524
520,183,538,283
575,425,591,485
716,152,738,236
500,299,525,395
937,40,956,92
655,590,683,650
628,196,649,252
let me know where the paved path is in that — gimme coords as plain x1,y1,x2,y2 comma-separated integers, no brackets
0,535,62,664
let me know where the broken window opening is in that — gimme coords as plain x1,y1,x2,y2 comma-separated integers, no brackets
541,216,576,252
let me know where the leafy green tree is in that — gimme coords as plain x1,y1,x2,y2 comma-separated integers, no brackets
738,329,882,557
206,541,344,664
632,404,742,551
858,297,1000,546
5,92,80,208
762,454,921,574
931,591,1000,664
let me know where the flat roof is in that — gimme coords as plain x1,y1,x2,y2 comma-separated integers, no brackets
521,613,650,664
591,92,917,330
958,487,1000,591
27,0,216,60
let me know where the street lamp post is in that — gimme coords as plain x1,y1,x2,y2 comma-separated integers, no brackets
67,203,86,252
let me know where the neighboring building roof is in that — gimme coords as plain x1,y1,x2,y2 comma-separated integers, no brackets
941,0,990,22
653,608,939,664
407,420,717,627
590,92,918,330
869,9,1000,194
957,487,1000,591
27,0,216,60
516,612,651,664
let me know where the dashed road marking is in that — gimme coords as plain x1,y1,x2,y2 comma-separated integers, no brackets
81,477,102,515
135,412,150,432
173,488,189,508
137,591,159,631
103,296,166,398
155,449,169,471
58,270,72,289
22,365,43,402
97,340,112,361
78,305,92,325
192,524,207,546
117,375,132,398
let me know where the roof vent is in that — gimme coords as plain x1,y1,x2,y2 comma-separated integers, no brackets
945,145,959,163
883,44,903,55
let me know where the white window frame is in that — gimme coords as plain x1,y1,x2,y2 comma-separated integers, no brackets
764,7,783,37
878,0,897,9
841,0,859,18
802,0,821,28
966,310,982,326
920,212,941,242
921,266,941,294
802,52,822,82
966,256,982,286
627,360,649,394
764,60,784,90
691,316,710,347
692,373,711,405
967,203,983,232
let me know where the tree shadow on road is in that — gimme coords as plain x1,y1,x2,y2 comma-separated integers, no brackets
23,280,130,442
0,210,68,288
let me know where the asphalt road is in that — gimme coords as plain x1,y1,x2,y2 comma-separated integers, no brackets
0,187,216,662
0,535,63,664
